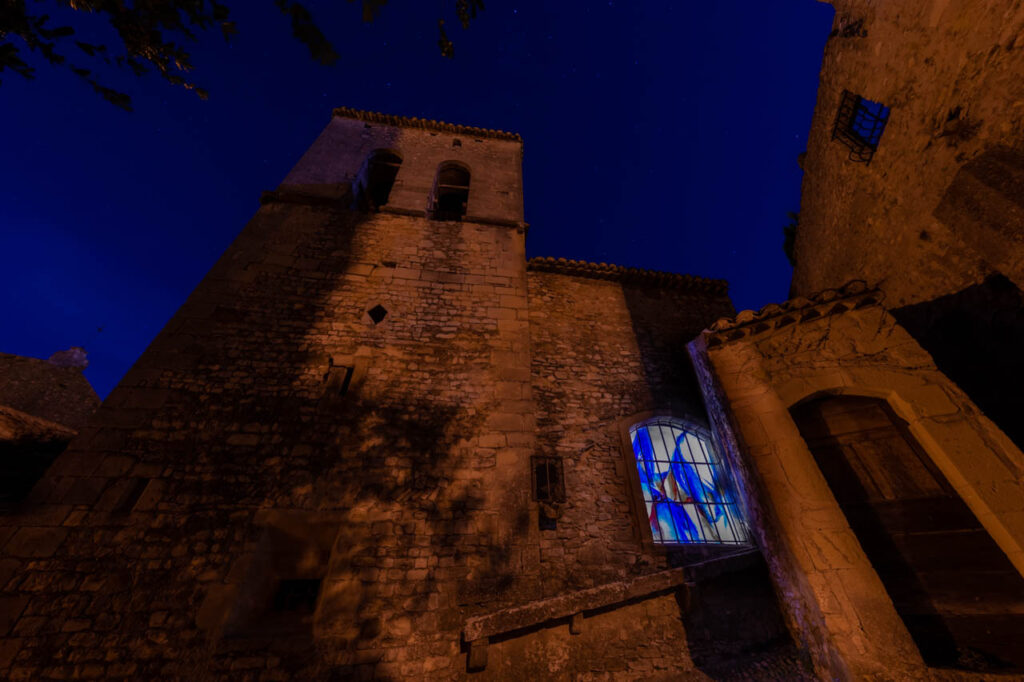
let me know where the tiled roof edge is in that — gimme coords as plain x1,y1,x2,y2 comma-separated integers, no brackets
527,257,729,295
703,280,884,348
332,107,522,142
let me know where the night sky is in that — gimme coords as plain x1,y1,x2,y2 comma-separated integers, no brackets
1,1,834,398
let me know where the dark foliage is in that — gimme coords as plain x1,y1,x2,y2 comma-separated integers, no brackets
0,0,484,111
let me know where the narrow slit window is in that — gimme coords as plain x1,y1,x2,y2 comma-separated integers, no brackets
531,456,565,503
629,418,748,545
832,90,890,164
324,364,354,397
431,162,470,221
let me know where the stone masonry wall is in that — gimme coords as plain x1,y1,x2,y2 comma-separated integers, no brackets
794,0,1024,307
528,270,733,587
511,270,805,679
0,354,99,431
283,113,524,227
0,112,806,680
0,183,537,680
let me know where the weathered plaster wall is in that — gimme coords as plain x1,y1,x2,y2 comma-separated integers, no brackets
793,0,1024,307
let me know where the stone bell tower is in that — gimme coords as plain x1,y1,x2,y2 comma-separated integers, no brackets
283,107,525,227
0,109,540,679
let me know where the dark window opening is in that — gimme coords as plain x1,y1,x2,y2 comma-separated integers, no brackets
217,518,336,643
532,456,565,503
0,439,68,512
832,90,890,164
336,366,354,396
368,304,388,324
533,456,565,531
452,138,462,148
323,363,354,399
431,163,470,221
356,150,402,211
829,16,867,38
271,578,322,615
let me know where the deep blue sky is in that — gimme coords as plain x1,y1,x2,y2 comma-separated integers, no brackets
1,1,834,398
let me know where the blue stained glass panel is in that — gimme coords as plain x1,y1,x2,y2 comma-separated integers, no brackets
630,419,748,545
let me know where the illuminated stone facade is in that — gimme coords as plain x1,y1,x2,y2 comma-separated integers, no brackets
5,3,1024,679
0,111,807,680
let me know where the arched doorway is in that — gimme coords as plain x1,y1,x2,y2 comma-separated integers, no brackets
791,394,1024,672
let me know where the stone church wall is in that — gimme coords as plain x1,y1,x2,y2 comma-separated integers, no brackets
0,193,538,679
527,269,731,585
0,113,805,680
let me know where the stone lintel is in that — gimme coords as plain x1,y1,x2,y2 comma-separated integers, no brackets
462,566,691,643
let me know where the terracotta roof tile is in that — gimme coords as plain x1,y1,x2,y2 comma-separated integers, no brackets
333,107,522,142
703,280,884,347
527,257,729,295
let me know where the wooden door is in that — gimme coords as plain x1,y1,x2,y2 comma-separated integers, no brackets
791,395,1024,672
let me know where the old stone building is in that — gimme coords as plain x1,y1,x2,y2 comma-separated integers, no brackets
0,351,99,513
0,109,808,680
794,0,1024,454
3,2,1024,680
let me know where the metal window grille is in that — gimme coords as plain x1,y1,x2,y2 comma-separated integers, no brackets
531,456,566,503
832,90,890,164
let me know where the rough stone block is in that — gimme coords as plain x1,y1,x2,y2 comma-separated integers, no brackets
4,528,68,558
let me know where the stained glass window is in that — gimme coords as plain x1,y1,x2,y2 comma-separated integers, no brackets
630,418,748,545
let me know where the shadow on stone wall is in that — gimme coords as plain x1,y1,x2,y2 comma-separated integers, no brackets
680,558,813,680
892,274,1024,450
621,285,718,418
1,199,522,680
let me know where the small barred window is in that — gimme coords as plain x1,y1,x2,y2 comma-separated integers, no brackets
832,90,890,164
630,418,747,545
531,456,565,503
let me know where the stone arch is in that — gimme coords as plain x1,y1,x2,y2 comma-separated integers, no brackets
788,389,1024,670
775,370,1024,579
430,161,472,220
